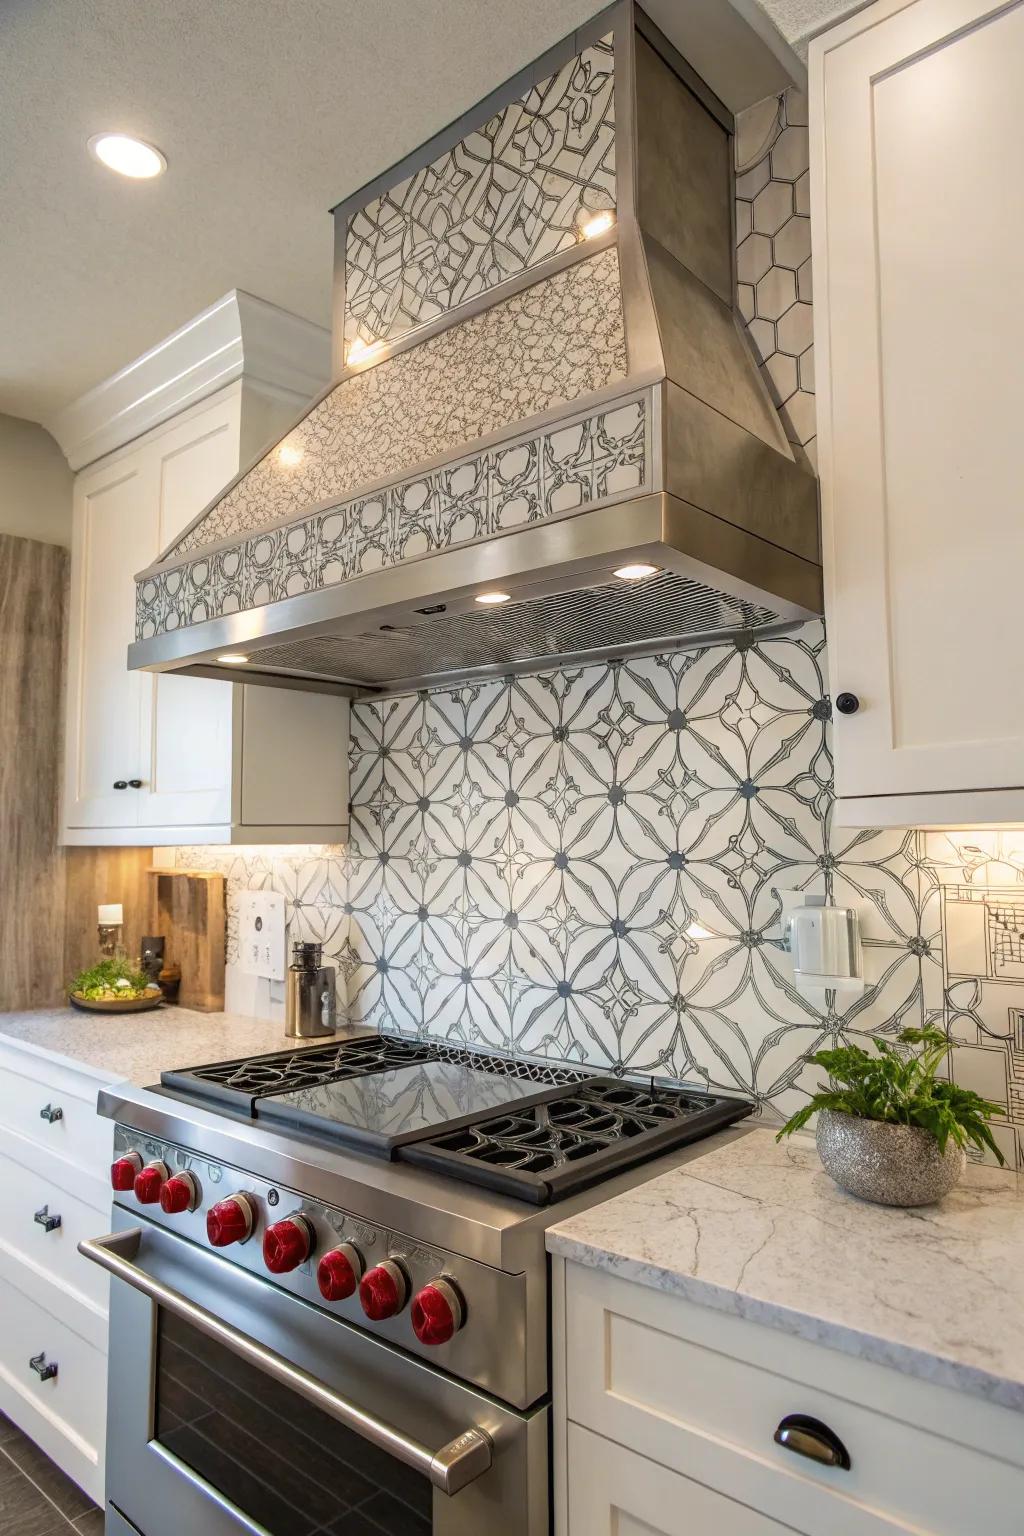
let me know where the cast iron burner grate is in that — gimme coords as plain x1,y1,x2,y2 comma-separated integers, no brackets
160,1034,585,1115
398,1079,752,1204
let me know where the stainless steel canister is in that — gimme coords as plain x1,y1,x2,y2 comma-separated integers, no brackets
285,941,337,1038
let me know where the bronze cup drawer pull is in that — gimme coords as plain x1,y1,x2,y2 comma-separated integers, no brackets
774,1414,851,1470
34,1205,62,1233
29,1352,58,1382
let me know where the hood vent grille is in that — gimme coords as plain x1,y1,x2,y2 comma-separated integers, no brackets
243,571,781,689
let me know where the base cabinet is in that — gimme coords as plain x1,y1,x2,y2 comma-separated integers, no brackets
554,1259,1024,1536
0,1040,115,1504
568,1425,803,1536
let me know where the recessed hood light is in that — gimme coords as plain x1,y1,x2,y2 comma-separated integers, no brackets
474,591,511,605
88,133,166,179
277,444,303,467
216,653,249,665
579,208,615,241
346,336,383,367
614,563,660,581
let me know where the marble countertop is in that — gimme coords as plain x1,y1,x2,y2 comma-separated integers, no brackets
0,1005,316,1087
548,1128,1024,1412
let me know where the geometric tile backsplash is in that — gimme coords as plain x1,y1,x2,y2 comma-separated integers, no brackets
173,621,1024,1168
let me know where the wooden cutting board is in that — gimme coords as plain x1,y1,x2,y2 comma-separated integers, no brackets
148,868,226,1012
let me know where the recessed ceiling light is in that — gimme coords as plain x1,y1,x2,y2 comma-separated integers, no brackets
579,208,615,241
216,653,249,666
686,922,713,940
474,591,511,605
614,563,660,581
277,443,303,467
88,133,166,179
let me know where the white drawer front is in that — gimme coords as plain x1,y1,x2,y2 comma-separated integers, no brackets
568,1424,806,1536
0,1148,110,1318
0,1053,112,1191
0,1275,106,1503
566,1263,1024,1536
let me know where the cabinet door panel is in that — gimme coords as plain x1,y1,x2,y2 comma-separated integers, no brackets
64,458,157,827
137,396,240,828
813,0,1024,800
568,1426,804,1536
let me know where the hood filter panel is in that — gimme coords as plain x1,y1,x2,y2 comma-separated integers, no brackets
246,571,780,690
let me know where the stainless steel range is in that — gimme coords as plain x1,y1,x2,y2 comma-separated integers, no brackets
83,1031,752,1536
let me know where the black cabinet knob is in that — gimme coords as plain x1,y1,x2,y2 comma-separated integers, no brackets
29,1352,58,1383
835,692,860,716
128,779,144,789
113,780,128,790
34,1205,62,1234
774,1414,851,1470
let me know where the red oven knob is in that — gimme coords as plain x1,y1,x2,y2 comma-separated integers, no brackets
133,1160,169,1204
263,1214,314,1274
206,1193,256,1247
110,1151,143,1191
359,1259,409,1321
317,1243,364,1302
159,1171,199,1215
411,1278,465,1346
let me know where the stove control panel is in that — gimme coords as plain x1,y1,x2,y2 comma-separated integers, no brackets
108,1125,534,1406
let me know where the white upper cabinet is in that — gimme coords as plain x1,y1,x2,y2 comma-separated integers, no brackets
810,0,1024,827
61,294,347,845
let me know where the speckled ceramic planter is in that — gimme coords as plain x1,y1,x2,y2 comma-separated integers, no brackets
815,1110,966,1207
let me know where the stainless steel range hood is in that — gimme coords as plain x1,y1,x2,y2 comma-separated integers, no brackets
129,3,820,699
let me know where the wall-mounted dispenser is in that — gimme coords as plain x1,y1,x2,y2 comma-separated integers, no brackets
778,892,864,998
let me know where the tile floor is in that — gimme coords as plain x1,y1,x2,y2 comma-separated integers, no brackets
0,1411,101,1535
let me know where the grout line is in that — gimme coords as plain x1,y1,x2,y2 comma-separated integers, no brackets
0,1443,80,1531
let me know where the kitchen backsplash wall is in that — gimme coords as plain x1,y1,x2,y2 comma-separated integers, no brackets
173,618,1024,1168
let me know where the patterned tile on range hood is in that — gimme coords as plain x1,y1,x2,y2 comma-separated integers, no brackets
129,3,820,698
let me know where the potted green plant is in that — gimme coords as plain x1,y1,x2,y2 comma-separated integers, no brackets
777,1027,1006,1206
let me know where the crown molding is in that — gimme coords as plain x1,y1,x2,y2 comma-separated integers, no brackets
48,290,331,471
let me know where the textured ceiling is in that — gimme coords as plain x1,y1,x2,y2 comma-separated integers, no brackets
0,0,599,424
751,0,869,51
1,0,843,428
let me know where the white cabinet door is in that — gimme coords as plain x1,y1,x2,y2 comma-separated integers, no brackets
64,453,159,827
812,0,1024,807
137,393,240,829
568,1426,805,1536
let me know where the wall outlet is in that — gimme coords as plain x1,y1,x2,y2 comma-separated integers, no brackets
238,890,286,982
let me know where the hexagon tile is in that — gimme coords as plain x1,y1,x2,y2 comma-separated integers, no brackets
735,87,817,471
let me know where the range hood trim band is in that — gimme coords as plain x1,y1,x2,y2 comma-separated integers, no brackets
128,493,822,682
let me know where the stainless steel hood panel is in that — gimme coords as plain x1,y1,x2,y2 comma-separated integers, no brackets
130,493,821,695
129,4,820,697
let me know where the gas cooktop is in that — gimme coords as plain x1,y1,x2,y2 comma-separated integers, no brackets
160,1034,752,1206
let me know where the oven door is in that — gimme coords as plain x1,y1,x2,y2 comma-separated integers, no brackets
83,1208,547,1536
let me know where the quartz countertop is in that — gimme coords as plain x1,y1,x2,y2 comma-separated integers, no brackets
547,1128,1024,1412
0,1005,318,1087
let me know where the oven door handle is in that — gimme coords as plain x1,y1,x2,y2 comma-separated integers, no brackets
79,1228,493,1496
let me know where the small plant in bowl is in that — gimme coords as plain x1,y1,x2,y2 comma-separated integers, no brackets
777,1027,1005,1206
69,958,163,1013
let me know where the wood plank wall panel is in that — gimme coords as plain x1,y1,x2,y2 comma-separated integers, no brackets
0,534,69,1009
63,846,154,988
